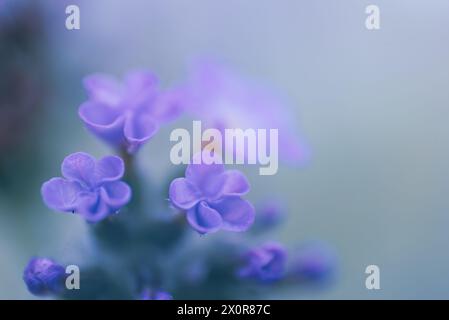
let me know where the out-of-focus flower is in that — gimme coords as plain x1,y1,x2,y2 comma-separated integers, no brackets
237,242,287,283
141,289,173,300
23,257,65,296
169,151,255,234
41,152,131,222
290,242,337,282
182,258,209,285
253,201,285,232
0,0,46,153
79,71,183,153
182,61,310,165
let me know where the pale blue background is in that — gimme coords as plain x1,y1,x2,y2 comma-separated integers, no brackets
1,0,449,299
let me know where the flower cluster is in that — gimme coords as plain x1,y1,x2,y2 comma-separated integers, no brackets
24,64,336,299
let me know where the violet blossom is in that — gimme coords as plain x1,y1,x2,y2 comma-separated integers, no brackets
23,257,65,296
237,242,287,283
182,61,310,165
41,152,131,222
79,70,183,153
169,151,255,234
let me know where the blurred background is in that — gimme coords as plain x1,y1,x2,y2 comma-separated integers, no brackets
1,0,449,299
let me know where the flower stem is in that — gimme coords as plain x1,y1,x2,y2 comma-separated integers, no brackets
119,149,144,216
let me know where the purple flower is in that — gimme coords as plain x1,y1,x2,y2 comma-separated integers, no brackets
237,242,287,283
169,152,255,234
182,61,310,165
290,242,337,282
79,71,183,153
23,257,65,296
254,201,285,231
41,152,131,222
141,289,173,300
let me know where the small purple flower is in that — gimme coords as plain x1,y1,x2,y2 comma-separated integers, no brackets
23,257,65,296
290,242,337,282
79,71,183,153
254,201,285,231
237,242,287,283
141,289,173,300
169,152,255,234
182,61,310,165
41,152,131,222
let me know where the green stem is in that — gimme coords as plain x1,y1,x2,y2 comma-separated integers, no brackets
120,149,144,216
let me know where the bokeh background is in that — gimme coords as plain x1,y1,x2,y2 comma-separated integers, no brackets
1,0,449,299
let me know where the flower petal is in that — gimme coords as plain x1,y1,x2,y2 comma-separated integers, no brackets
260,243,287,281
78,101,125,146
125,71,158,92
123,71,159,108
237,249,273,279
220,170,250,196
186,201,222,234
211,197,255,232
76,192,111,222
41,178,82,212
123,113,158,153
61,152,96,186
83,73,123,106
150,88,185,122
23,258,65,296
185,152,225,198
94,155,125,184
100,181,132,210
238,242,287,282
169,178,202,210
